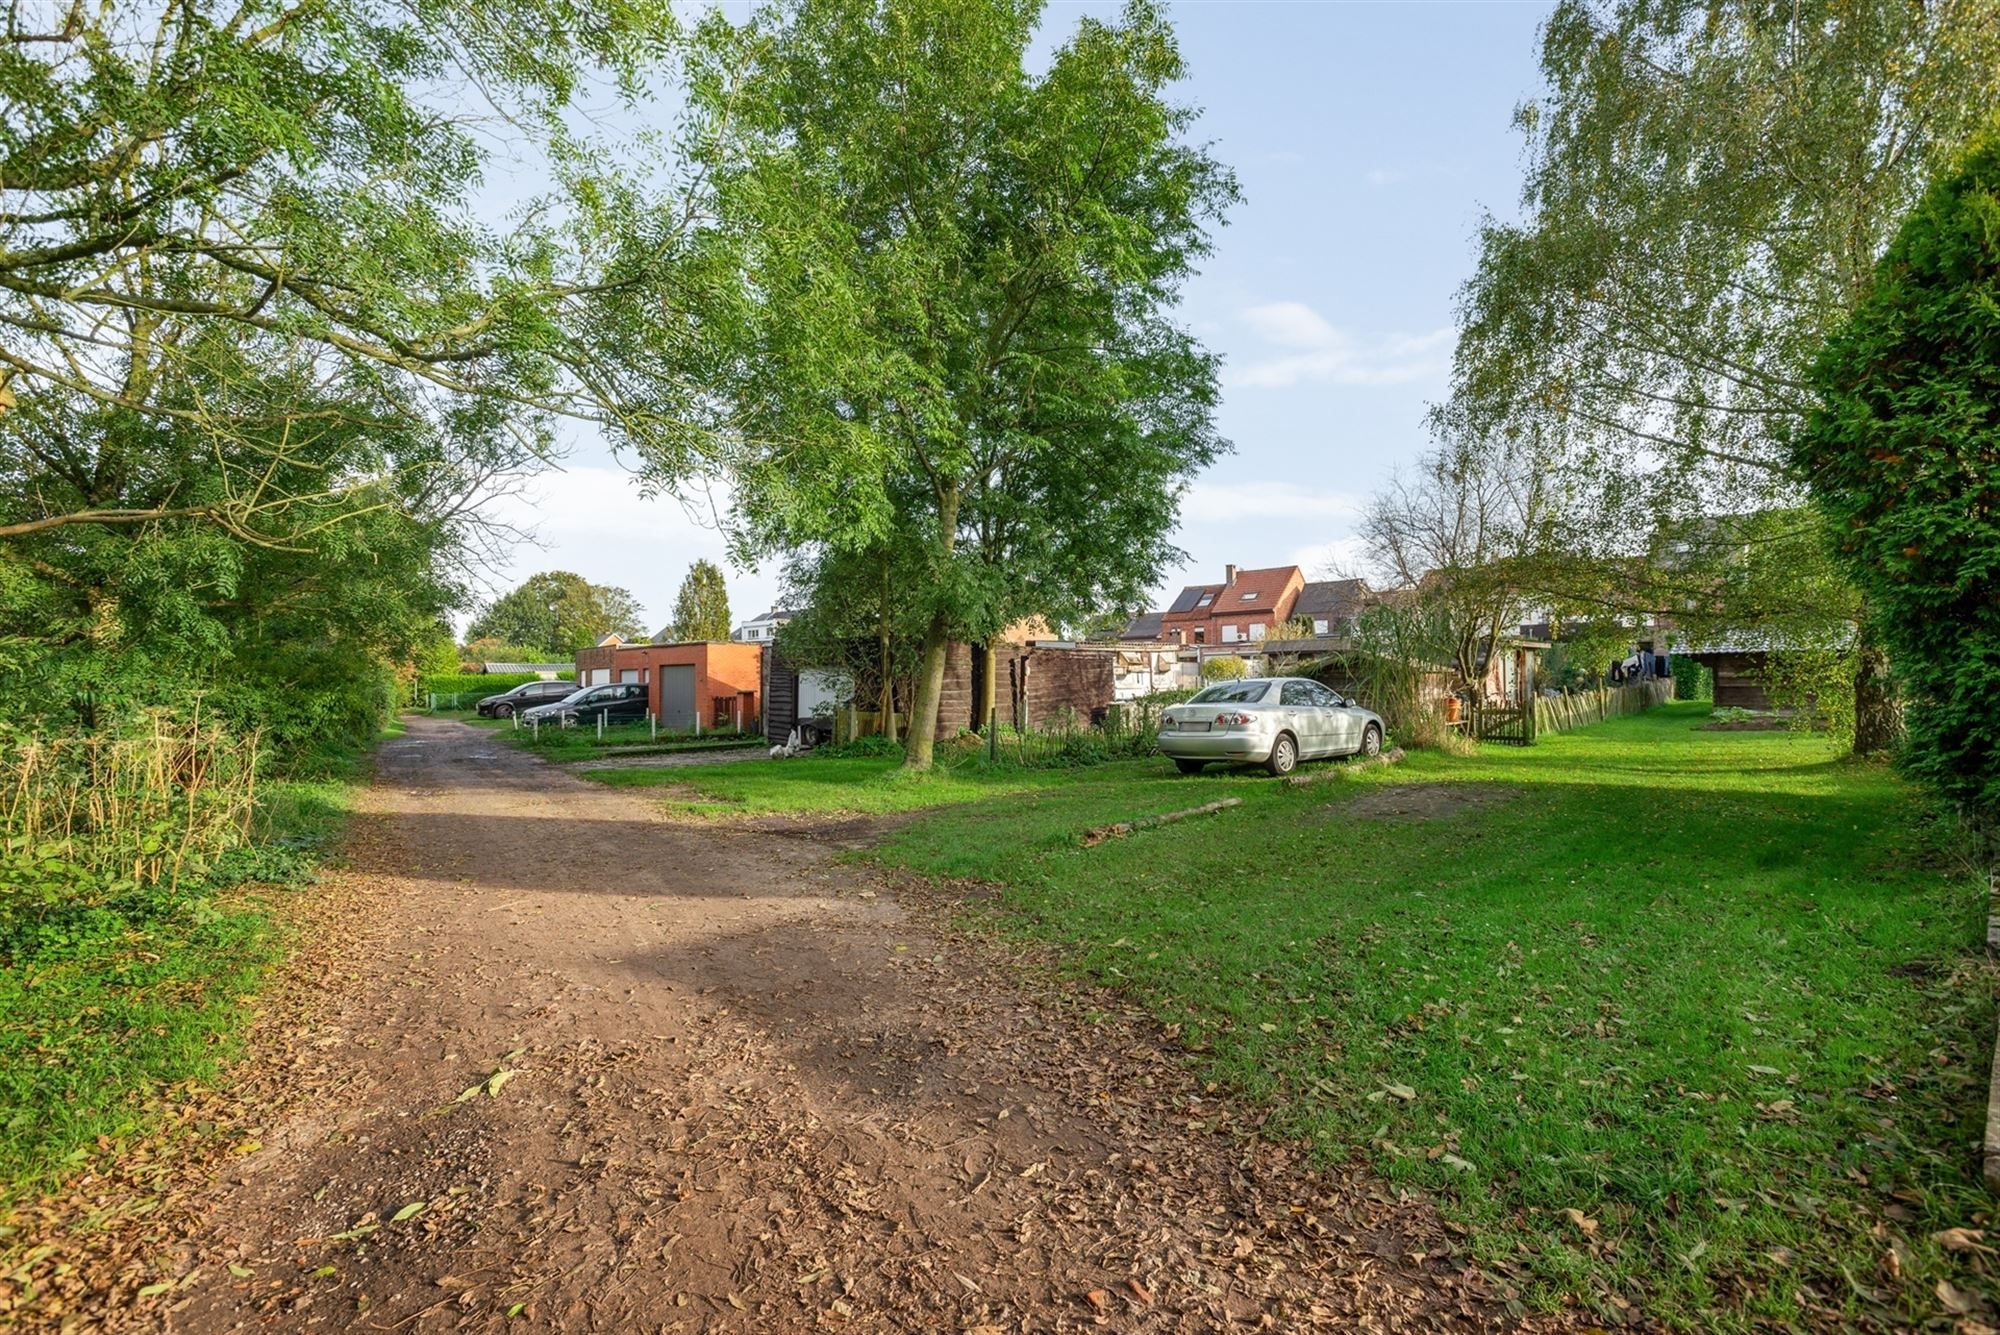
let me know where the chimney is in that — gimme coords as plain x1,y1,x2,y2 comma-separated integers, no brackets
1224,563,1238,586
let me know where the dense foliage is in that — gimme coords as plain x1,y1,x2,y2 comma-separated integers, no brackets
1797,134,2000,829
465,572,646,657
670,0,1235,767
1439,0,2000,752
2,0,701,779
660,560,732,642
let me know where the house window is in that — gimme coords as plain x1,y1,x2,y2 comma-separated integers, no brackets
1248,623,1266,641
1193,628,1206,644
1239,591,1259,601
1195,593,1214,607
1221,624,1239,643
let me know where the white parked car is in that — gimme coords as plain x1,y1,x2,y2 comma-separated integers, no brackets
1157,677,1384,776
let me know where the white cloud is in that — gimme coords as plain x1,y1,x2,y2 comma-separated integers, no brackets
1225,302,1453,389
1287,536,1373,581
1177,479,1363,527
1364,167,1411,187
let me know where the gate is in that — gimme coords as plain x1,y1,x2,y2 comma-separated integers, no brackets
1472,704,1533,746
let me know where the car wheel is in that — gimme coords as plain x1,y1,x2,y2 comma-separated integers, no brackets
1174,758,1206,775
1265,732,1298,777
1359,723,1381,758
495,703,513,718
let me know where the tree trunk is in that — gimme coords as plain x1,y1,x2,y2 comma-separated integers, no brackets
877,561,898,743
903,612,951,770
1852,617,1899,756
977,640,996,733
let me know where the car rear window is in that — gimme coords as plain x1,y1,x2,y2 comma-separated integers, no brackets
1188,680,1272,704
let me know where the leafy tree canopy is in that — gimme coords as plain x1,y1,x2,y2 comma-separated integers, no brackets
669,0,1235,767
1,0,701,763
1796,131,2000,830
1438,0,2000,751
467,572,645,656
659,560,732,642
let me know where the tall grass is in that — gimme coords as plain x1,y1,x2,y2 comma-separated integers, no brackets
0,708,261,920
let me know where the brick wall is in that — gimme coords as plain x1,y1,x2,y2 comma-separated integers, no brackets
1006,647,1116,729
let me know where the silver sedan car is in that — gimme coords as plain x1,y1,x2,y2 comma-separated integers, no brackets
1157,676,1384,776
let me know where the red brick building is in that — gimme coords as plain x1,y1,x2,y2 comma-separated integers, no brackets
1157,564,1306,647
572,640,763,731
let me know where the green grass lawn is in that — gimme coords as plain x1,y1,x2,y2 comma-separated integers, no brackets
590,747,1274,817
638,703,1993,1329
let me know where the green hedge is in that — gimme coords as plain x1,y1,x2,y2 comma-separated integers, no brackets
415,671,572,706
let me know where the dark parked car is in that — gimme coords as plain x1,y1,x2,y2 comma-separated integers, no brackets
520,682,651,727
475,679,578,718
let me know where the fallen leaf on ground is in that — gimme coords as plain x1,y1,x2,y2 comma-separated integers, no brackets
1938,1279,1987,1315
1562,1208,1598,1236
1937,1228,1996,1255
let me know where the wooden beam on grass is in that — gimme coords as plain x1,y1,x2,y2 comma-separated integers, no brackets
1081,798,1242,847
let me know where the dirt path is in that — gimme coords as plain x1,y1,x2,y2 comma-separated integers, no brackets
150,717,1506,1332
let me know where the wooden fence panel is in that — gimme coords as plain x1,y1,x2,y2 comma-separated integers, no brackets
1531,679,1676,739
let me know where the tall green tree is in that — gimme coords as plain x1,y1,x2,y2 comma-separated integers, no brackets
1796,132,2000,833
660,560,732,642
672,0,1234,768
467,572,645,655
1444,0,2000,752
0,0,708,757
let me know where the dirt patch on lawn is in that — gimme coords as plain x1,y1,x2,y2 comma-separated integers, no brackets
1321,783,1520,823
5,716,1545,1334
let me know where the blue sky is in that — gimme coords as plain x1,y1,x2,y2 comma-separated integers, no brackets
481,0,1554,636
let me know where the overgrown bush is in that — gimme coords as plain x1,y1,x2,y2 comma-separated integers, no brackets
1797,131,2000,828
1200,655,1248,682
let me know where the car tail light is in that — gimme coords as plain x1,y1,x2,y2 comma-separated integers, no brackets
1215,711,1253,727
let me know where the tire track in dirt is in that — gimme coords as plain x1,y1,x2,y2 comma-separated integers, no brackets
137,716,1521,1332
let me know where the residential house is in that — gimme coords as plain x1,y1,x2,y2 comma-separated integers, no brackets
1118,611,1164,642
1156,564,1306,648
1291,578,1373,639
732,609,793,643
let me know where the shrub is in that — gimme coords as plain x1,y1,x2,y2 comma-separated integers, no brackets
1671,657,1713,703
1200,655,1248,682
1796,131,2000,830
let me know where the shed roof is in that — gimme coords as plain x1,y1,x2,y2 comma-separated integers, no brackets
1121,611,1164,639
